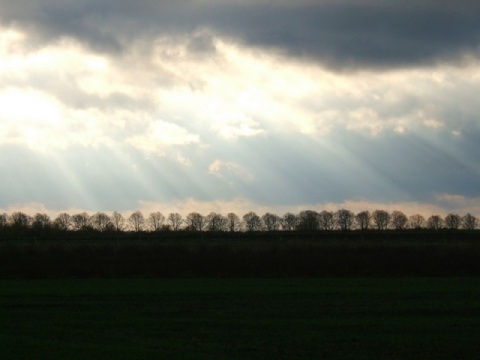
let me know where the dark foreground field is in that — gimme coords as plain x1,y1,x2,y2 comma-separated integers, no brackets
1,278,479,359
1,238,480,277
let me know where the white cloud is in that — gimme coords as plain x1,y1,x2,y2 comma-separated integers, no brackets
0,88,134,151
208,160,254,182
209,111,264,140
0,89,82,150
4,24,480,151
0,29,145,151
126,120,201,157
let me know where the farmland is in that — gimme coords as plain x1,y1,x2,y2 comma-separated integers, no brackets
1,277,479,359
1,236,480,278
1,237,479,359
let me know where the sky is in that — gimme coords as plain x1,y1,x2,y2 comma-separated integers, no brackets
1,0,480,218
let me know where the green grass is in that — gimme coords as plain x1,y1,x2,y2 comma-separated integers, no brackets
1,278,479,359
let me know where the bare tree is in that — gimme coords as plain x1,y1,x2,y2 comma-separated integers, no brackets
168,213,183,231
8,212,31,240
0,213,7,239
226,213,242,232
297,210,319,231
54,213,71,231
462,213,478,230
32,213,51,232
281,212,297,231
355,211,371,230
71,212,91,231
206,212,227,232
262,213,281,231
91,212,111,232
0,213,8,227
111,211,125,232
186,212,206,231
335,209,354,231
243,211,261,232
391,210,408,230
128,211,145,232
148,212,165,231
427,215,443,230
444,213,461,230
0,213,7,228
319,211,335,230
372,210,391,230
408,214,425,229
10,212,31,229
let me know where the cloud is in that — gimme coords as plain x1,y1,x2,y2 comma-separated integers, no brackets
126,120,201,157
3,19,480,145
208,160,254,182
435,194,480,215
1,0,480,70
0,88,121,151
210,112,265,140
0,2,480,216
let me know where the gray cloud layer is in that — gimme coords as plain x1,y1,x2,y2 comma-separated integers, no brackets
2,0,480,69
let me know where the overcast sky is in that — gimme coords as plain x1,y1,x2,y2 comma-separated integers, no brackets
1,0,480,218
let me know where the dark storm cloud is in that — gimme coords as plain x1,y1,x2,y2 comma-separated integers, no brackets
2,0,480,69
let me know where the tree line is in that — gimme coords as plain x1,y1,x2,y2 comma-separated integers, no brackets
0,209,478,235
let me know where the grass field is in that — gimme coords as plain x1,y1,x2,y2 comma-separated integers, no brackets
1,278,479,359
1,238,480,277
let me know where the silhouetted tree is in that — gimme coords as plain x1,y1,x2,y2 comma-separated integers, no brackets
111,211,125,232
372,210,391,230
0,213,7,240
319,210,335,230
206,212,227,231
427,215,443,230
281,212,297,231
243,211,261,232
32,213,51,232
355,211,371,230
71,212,91,231
391,210,408,230
462,213,478,230
262,213,281,231
128,211,145,232
335,209,354,231
9,212,30,228
408,214,425,229
9,212,31,240
186,212,206,231
168,213,183,231
297,210,319,231
0,213,7,234
445,213,461,230
226,213,242,232
147,212,165,231
54,213,71,231
91,212,110,232
0,213,7,228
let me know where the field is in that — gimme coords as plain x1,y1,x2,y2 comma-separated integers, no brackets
1,238,479,358
1,237,480,278
1,278,480,359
